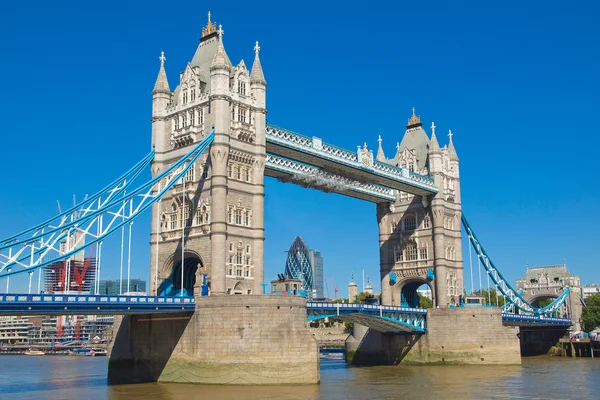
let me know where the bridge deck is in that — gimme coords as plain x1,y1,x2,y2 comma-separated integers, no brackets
0,294,195,315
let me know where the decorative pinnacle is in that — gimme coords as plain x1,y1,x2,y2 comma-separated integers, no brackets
159,51,166,66
448,129,453,140
431,121,436,135
407,107,422,127
202,11,217,38
377,135,382,144
254,41,260,55
217,24,224,38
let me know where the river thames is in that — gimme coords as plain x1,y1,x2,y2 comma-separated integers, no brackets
0,356,597,400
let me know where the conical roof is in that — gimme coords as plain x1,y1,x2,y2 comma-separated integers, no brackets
376,135,386,161
250,41,266,85
448,130,458,160
429,122,441,153
152,52,171,95
210,26,231,70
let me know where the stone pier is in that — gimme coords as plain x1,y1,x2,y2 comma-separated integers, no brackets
108,296,319,385
347,308,521,365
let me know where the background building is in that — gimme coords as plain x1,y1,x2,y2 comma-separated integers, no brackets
284,236,324,300
98,279,147,295
582,283,600,299
44,258,97,294
309,250,324,299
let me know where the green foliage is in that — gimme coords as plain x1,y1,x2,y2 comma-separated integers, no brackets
533,298,554,308
344,321,354,333
417,293,433,309
357,292,369,303
582,293,600,331
332,298,347,304
471,288,507,307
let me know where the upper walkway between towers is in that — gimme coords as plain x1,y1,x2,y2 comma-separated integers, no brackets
265,124,438,202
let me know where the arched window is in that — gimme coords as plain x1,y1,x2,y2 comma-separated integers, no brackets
235,209,242,225
245,168,250,182
403,215,417,231
394,244,403,262
190,88,195,102
169,203,177,230
244,210,250,226
182,90,188,105
423,215,431,229
419,243,428,260
405,243,418,261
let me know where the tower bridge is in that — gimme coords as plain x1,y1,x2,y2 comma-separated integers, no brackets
0,13,577,384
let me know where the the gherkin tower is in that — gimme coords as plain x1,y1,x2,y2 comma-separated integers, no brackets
284,236,315,299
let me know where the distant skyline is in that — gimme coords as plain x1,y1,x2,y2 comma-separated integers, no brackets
1,1,598,297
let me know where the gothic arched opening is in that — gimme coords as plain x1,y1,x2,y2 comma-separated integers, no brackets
159,252,203,297
233,282,245,295
400,280,433,308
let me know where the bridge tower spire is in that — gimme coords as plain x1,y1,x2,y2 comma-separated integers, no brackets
152,51,171,153
250,40,267,294
209,24,232,295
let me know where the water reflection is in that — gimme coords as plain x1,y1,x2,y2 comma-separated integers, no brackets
0,356,597,400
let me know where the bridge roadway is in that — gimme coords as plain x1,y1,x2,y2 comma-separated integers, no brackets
0,295,573,331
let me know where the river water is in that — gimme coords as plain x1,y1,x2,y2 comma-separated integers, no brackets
0,356,597,400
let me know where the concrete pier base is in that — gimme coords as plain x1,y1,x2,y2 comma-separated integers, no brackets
346,308,521,365
108,296,319,385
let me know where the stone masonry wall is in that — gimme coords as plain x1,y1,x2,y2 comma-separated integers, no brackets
108,295,319,385
403,307,521,364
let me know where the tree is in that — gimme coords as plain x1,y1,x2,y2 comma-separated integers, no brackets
357,292,369,303
582,293,600,331
417,293,433,309
472,288,507,307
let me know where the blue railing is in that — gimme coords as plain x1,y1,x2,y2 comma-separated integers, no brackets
0,294,196,314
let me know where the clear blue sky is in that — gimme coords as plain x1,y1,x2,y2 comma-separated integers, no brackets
1,0,598,296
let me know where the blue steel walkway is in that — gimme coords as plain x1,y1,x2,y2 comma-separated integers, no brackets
0,294,195,315
306,302,427,334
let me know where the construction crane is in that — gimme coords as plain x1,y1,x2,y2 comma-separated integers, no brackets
331,275,339,299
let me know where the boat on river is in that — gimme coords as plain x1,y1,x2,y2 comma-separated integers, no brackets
24,349,45,356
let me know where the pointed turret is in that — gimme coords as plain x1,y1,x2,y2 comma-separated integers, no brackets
210,25,231,71
152,51,171,95
250,41,267,110
447,130,458,161
429,121,441,154
376,135,386,161
348,273,358,303
250,41,266,85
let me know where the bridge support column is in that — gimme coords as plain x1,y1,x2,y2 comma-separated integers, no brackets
377,203,393,305
346,308,521,366
108,296,319,384
345,323,419,365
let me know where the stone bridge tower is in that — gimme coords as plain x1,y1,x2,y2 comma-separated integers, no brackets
376,110,463,308
516,263,583,329
149,15,266,297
